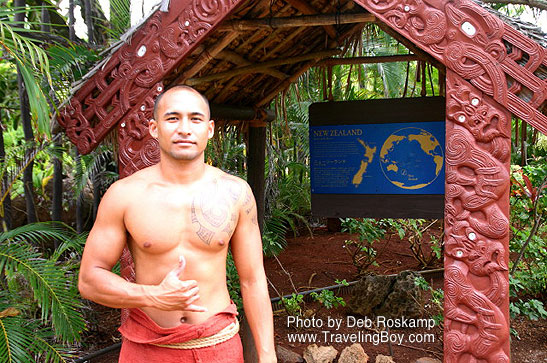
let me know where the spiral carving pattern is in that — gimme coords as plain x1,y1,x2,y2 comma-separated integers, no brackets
354,0,547,135
57,0,240,155
443,70,511,362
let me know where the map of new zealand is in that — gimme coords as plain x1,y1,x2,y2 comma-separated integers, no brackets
352,139,377,187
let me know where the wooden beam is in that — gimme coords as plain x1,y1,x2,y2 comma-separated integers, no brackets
210,103,274,122
216,50,289,79
256,58,319,107
172,32,240,85
318,54,420,66
285,0,337,39
218,12,375,31
186,49,341,86
255,23,364,107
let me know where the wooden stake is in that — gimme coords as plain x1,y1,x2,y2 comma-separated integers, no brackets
218,12,375,31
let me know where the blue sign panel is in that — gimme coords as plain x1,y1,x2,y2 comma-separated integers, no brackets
310,122,445,194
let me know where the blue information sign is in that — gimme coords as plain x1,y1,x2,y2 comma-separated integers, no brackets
310,122,445,195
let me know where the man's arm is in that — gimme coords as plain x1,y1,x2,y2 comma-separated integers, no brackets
231,182,276,363
78,180,205,311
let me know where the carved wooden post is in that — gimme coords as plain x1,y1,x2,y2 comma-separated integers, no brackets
444,70,511,362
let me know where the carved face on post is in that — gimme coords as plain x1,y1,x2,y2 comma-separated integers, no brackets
149,87,214,162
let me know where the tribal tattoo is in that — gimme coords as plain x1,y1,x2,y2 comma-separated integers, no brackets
191,176,243,245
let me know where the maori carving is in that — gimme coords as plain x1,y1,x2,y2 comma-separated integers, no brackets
444,70,511,362
354,0,547,134
118,82,163,178
58,0,242,155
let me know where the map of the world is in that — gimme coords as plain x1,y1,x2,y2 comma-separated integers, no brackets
310,122,445,195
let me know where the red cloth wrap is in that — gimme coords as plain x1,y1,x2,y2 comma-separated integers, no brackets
118,303,243,363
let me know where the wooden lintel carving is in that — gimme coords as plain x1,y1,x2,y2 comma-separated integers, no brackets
57,0,242,154
354,0,547,134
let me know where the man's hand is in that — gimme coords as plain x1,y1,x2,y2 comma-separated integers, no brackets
144,256,207,312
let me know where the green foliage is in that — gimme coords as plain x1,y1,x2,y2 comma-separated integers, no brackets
414,275,443,326
225,252,242,311
510,299,547,321
310,289,346,309
281,293,304,317
0,222,86,362
509,161,547,298
394,219,442,268
340,218,386,274
0,7,54,137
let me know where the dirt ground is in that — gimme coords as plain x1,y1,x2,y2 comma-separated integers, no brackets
78,224,546,362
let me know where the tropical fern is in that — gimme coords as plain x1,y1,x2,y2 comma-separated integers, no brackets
0,223,85,356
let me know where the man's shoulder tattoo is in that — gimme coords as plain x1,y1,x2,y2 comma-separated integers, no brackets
191,177,241,245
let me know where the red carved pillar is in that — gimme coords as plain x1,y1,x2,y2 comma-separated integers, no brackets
444,69,511,362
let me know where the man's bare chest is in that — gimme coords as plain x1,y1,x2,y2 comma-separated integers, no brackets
124,176,246,253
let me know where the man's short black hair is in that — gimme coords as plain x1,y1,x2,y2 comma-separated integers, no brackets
153,85,210,120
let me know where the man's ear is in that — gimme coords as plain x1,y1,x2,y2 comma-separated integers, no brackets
208,119,215,139
149,118,158,138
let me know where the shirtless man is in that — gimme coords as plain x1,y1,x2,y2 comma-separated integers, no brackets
78,86,276,362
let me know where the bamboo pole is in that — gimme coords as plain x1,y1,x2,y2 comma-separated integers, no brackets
285,0,337,38
218,12,375,31
318,54,420,66
186,49,340,86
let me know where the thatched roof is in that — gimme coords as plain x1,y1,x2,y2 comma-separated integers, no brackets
57,0,547,156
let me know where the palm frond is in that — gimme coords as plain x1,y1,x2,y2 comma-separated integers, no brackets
0,224,85,342
0,16,52,136
0,315,73,363
0,316,37,363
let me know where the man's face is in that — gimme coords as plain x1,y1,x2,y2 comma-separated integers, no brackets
149,88,214,162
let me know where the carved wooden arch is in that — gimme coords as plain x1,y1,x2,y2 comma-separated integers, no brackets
57,0,547,361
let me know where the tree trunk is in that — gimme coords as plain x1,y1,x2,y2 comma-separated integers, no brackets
84,0,94,43
92,171,100,222
0,114,12,230
68,0,76,41
74,149,84,233
40,4,63,235
15,0,38,224
521,120,527,165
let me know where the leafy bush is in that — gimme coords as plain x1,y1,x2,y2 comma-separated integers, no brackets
509,162,547,300
394,219,443,268
414,275,444,327
310,289,346,310
340,218,386,275
281,293,304,317
510,299,547,321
